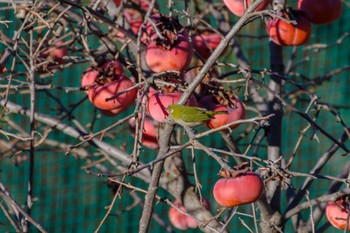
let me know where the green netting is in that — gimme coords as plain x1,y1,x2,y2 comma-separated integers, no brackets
0,1,350,233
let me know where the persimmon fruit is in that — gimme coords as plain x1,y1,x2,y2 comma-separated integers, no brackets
298,0,343,24
267,11,312,46
81,60,136,114
145,15,193,73
224,0,270,17
168,199,211,230
213,171,264,207
129,116,159,149
326,197,350,230
199,95,245,129
146,92,198,123
192,31,223,59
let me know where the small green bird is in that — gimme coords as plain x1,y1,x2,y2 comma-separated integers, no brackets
167,104,228,127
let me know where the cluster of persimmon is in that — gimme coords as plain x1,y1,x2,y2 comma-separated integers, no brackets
224,0,343,46
219,1,345,232
268,0,342,46
79,3,259,229
168,168,265,230
81,0,246,150
0,0,345,231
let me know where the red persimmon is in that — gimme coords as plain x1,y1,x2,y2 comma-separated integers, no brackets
146,92,198,123
199,95,245,129
192,31,223,59
224,0,270,17
146,33,193,72
213,172,264,207
326,197,350,230
81,60,136,114
267,11,312,46
298,0,343,24
168,199,211,230
129,115,159,149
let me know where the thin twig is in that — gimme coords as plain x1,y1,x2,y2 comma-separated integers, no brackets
0,179,47,233
94,175,127,232
283,188,350,220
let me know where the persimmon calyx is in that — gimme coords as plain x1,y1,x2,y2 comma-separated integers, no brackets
218,162,252,178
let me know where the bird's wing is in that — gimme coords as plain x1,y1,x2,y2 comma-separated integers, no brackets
180,112,212,122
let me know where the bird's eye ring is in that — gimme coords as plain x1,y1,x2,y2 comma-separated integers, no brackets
169,109,174,113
